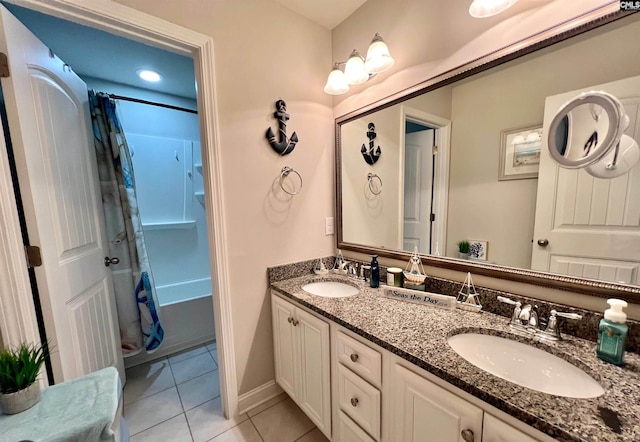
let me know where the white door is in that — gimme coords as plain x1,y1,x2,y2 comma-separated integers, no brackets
532,76,640,284
0,5,124,382
392,364,483,442
403,130,434,254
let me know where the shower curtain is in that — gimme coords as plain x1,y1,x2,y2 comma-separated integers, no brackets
89,91,164,355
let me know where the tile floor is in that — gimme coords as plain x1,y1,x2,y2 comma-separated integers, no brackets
124,342,329,442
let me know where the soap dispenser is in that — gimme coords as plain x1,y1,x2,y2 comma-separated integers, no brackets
370,255,380,288
597,298,628,365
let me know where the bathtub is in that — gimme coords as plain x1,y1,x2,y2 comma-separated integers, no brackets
124,277,215,368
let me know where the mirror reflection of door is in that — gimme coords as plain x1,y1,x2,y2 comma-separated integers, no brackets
403,121,435,254
532,75,640,284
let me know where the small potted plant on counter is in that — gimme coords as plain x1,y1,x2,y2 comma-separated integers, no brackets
0,342,49,414
457,241,470,260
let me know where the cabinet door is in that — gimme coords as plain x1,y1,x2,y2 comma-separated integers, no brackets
296,307,332,437
483,414,540,442
392,364,483,442
272,295,298,399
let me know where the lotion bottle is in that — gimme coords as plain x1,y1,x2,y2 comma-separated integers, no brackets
597,299,628,365
370,255,380,288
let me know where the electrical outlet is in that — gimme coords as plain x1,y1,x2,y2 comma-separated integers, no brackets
325,217,334,236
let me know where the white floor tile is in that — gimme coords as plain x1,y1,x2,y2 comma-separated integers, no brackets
124,360,175,405
208,420,262,442
130,414,193,442
169,345,209,365
251,398,314,442
295,428,329,442
177,370,221,411
247,393,288,417
124,387,184,435
171,352,216,385
186,397,248,442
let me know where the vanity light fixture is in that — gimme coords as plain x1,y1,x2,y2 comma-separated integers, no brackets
324,33,394,95
137,69,162,83
469,0,518,18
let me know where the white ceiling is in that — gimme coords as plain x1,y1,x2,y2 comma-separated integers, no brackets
273,0,368,29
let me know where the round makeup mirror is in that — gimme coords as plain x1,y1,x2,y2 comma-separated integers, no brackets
547,91,639,178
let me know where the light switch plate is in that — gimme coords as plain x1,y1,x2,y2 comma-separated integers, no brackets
325,217,334,235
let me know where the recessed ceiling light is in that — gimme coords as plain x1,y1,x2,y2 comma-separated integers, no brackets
469,0,518,18
137,69,162,82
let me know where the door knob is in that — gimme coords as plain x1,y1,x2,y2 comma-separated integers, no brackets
104,256,120,267
537,239,549,247
350,353,359,362
350,397,359,407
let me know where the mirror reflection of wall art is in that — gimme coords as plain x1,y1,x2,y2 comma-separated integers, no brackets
499,125,543,180
468,240,488,260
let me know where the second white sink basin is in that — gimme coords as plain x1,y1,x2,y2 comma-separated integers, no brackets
302,281,359,298
447,333,604,398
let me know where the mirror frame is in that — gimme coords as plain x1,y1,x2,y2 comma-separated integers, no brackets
335,9,640,303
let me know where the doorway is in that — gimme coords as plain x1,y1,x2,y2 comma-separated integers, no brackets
400,105,451,256
0,0,236,418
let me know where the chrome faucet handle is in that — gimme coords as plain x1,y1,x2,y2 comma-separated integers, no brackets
497,296,522,326
347,262,359,278
541,310,582,340
361,265,371,282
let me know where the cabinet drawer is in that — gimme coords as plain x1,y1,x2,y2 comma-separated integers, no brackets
339,410,376,442
337,331,382,387
338,364,381,441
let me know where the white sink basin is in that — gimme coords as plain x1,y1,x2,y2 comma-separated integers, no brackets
302,281,359,298
447,333,604,398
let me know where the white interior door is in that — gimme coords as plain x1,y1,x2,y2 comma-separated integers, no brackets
0,5,124,382
532,75,640,284
403,129,434,253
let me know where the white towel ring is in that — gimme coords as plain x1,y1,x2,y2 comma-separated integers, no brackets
280,166,303,196
367,173,382,195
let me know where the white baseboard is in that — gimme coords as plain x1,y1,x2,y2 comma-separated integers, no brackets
238,380,284,415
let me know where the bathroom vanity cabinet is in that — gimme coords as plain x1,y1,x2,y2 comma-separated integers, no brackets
272,291,555,442
271,295,331,436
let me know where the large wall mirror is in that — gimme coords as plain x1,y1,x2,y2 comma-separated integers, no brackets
336,11,640,301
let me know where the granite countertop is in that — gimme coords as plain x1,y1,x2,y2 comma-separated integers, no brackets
270,274,640,442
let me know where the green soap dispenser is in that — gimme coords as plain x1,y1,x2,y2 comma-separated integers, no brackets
597,299,628,365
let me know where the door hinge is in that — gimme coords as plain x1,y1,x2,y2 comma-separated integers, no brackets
0,53,9,78
432,145,438,155
430,213,436,222
25,245,42,268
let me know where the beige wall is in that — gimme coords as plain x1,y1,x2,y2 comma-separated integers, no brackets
447,16,640,267
331,0,615,117
118,0,334,395
342,106,401,249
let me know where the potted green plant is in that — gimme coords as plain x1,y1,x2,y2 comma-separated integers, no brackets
0,342,49,414
457,240,470,260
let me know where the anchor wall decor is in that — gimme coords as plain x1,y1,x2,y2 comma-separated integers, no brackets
266,99,299,155
361,122,382,165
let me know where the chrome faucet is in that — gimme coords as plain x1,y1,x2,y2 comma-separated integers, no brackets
498,296,582,340
347,262,359,278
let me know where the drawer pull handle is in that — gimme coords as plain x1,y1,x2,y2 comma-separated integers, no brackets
350,353,359,362
350,397,359,407
461,429,474,442
287,317,293,324
292,319,299,326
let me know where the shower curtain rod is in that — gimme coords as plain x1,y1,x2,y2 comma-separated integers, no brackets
108,94,198,114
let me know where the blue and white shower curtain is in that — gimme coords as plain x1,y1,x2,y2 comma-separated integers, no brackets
89,91,164,355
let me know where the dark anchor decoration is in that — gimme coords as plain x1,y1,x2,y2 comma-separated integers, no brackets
266,99,299,155
361,122,382,165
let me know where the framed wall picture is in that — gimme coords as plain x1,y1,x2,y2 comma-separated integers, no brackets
468,240,488,260
499,125,543,180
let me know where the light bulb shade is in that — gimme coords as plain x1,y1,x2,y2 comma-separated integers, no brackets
469,0,518,18
365,34,395,74
344,50,369,85
324,66,350,95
